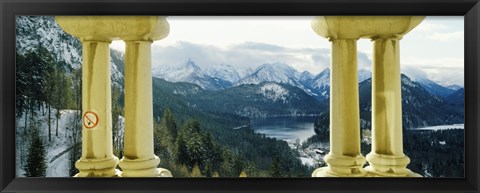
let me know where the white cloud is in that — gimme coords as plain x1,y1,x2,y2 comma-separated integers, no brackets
428,31,464,41
402,56,464,86
110,40,125,51
403,56,464,67
412,23,447,33
150,41,374,76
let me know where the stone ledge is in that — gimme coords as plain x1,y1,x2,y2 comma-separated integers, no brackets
55,16,169,41
312,16,425,40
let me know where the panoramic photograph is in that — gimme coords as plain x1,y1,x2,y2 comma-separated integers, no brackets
15,16,464,177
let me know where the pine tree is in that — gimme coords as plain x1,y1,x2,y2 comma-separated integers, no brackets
155,108,177,156
23,126,47,177
268,157,284,177
68,143,80,176
54,72,72,137
15,53,28,119
45,68,58,142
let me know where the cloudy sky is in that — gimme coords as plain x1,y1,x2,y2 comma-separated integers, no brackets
111,16,464,87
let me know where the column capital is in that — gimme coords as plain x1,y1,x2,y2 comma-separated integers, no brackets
311,16,425,40
55,16,169,42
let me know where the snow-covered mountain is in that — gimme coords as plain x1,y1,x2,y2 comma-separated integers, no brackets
235,62,303,88
304,68,330,100
152,59,375,102
357,75,463,129
299,71,315,85
446,84,463,91
16,16,124,84
358,69,372,83
153,58,232,91
204,63,242,83
402,66,456,98
16,16,82,71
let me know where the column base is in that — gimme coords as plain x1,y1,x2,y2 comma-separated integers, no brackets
117,168,172,177
312,166,367,177
366,152,420,177
364,166,421,177
312,153,367,177
74,156,120,177
119,155,172,177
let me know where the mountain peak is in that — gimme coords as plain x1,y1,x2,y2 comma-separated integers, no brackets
183,58,201,70
446,84,463,91
401,66,456,98
236,62,301,87
255,62,296,73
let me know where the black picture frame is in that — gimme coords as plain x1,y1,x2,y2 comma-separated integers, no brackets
1,0,479,192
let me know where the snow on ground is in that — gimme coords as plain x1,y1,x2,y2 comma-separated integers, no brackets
300,157,316,166
411,124,464,131
257,83,289,103
16,105,81,177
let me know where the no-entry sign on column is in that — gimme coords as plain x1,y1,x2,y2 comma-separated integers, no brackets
83,111,99,129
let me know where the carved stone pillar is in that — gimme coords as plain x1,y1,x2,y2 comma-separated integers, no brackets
56,17,119,177
365,37,421,177
119,39,171,177
312,38,367,177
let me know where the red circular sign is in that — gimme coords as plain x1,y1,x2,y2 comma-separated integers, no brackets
83,111,99,129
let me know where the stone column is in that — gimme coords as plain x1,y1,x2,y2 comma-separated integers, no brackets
75,40,119,177
56,16,121,177
365,38,420,177
55,16,171,177
312,39,367,177
118,40,171,177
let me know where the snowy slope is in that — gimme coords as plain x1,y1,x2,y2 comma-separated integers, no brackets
446,84,462,91
305,68,330,100
299,71,314,85
204,63,242,83
257,83,290,104
16,107,80,177
16,106,125,177
402,66,455,98
16,16,82,70
16,16,125,85
358,69,372,83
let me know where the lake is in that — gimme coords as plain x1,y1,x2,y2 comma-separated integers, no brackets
250,116,317,143
410,124,464,131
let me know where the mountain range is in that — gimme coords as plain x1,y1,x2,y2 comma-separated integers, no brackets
153,59,378,102
153,58,462,102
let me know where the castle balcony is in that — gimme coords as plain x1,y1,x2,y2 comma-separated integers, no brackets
55,16,424,177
